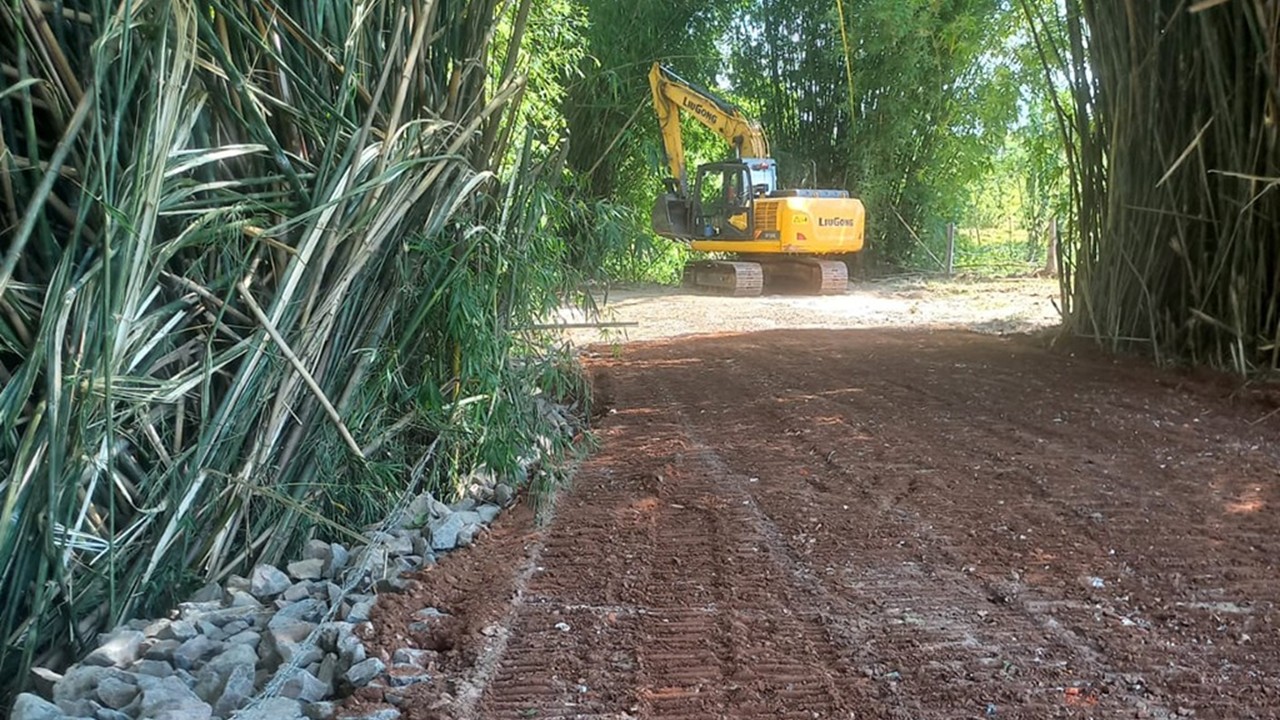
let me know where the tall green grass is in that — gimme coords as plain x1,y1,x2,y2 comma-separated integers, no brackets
0,0,591,705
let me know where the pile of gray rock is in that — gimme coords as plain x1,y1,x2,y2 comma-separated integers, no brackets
12,489,510,720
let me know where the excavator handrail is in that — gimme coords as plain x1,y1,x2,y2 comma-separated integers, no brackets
649,62,770,197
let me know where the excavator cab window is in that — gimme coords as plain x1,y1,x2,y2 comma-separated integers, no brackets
697,170,725,215
693,163,753,240
744,159,778,197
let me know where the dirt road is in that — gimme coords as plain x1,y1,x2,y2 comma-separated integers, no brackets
353,312,1280,719
560,277,1062,344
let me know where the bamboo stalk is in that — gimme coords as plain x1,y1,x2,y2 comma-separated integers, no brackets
1025,0,1279,372
235,279,366,460
0,88,92,298
3,154,79,178
20,0,84,109
34,2,93,25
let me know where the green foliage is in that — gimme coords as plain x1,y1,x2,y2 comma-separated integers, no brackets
1013,93,1072,243
725,0,1025,267
493,0,590,163
488,0,702,286
971,7,1072,269
532,0,736,285
553,0,1066,276
0,0,596,706
549,191,690,284
539,0,1072,280
563,0,736,202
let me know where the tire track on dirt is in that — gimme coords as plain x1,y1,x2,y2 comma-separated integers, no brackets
471,463,646,720
474,377,866,718
648,333,1183,718
386,328,1279,719
725,332,1280,717
654,395,1097,717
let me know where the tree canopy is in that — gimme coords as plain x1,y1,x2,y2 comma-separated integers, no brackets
539,0,1070,273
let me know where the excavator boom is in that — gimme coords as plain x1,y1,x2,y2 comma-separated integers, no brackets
649,63,769,195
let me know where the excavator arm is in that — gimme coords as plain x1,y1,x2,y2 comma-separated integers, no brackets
649,62,770,196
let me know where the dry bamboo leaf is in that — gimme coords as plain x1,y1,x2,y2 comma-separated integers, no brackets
1189,0,1231,12
1157,118,1214,188
236,280,366,460
1208,169,1280,184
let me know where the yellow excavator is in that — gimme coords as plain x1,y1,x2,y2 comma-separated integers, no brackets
649,62,866,296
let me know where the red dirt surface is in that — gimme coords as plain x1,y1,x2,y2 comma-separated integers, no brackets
356,329,1280,719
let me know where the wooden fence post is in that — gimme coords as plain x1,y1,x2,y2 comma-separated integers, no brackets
945,223,956,276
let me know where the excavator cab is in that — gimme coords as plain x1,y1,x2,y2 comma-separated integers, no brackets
742,158,778,197
693,162,753,240
651,161,755,241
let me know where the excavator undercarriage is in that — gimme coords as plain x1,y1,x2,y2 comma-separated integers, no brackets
681,256,848,296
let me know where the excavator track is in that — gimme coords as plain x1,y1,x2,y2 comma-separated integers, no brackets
682,260,765,296
753,256,849,295
807,258,850,295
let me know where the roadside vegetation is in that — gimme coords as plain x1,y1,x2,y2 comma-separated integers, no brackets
1026,2,1280,373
